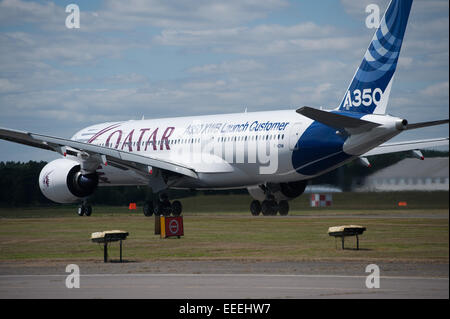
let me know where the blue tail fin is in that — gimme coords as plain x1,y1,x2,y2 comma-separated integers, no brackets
338,0,413,114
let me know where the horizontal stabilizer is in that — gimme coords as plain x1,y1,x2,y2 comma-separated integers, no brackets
406,119,449,130
296,106,380,134
363,137,449,157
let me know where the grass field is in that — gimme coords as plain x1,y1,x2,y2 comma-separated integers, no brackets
0,192,448,263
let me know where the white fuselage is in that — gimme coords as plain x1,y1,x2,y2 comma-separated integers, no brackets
70,109,403,189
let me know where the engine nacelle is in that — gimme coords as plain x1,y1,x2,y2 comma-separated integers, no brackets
248,180,307,201
39,158,98,204
278,181,307,200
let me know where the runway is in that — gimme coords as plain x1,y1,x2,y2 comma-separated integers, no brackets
0,272,448,299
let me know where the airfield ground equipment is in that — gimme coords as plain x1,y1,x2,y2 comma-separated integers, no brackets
154,215,184,239
91,230,129,262
328,225,366,250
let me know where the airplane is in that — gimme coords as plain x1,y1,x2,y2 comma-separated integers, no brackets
0,0,448,217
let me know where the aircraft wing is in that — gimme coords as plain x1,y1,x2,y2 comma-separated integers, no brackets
362,137,449,157
0,127,198,179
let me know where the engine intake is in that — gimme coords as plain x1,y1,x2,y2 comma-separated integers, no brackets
67,166,99,198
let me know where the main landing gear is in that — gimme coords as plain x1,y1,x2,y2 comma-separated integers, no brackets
77,201,92,216
143,193,183,217
250,197,289,216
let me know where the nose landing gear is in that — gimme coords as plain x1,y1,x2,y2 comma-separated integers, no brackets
77,202,92,216
143,201,154,217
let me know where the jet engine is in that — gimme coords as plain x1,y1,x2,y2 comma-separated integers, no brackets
247,180,307,201
39,158,98,204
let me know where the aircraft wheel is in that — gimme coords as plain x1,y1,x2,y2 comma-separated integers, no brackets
162,200,172,216
278,200,289,216
84,205,92,216
156,200,172,216
171,200,182,216
77,205,84,216
262,200,277,216
143,202,154,217
250,200,261,216
271,201,279,216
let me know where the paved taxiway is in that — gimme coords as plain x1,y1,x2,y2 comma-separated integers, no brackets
0,272,448,299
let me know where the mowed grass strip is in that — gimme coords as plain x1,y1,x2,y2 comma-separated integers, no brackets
0,212,448,262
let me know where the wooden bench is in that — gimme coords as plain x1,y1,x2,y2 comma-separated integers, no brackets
91,230,129,262
328,225,366,250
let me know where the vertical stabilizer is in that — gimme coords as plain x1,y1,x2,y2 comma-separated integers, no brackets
338,0,413,114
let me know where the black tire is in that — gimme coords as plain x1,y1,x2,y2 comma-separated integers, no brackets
250,200,261,216
162,200,172,216
156,200,172,216
271,201,278,216
278,200,289,216
77,205,84,216
143,202,154,217
262,200,278,216
154,202,162,216
84,205,92,216
171,201,182,216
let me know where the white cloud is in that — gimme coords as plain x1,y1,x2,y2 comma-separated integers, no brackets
154,23,360,57
105,73,149,84
420,81,449,97
0,78,22,93
182,80,226,90
290,83,338,107
97,0,289,29
0,0,61,27
340,0,389,19
188,60,265,74
398,56,414,69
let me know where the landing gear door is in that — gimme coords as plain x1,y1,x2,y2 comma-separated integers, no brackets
289,123,303,151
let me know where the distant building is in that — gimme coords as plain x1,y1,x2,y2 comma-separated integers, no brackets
355,157,449,192
305,185,342,194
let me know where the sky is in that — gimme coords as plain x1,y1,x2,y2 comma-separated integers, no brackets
0,0,448,162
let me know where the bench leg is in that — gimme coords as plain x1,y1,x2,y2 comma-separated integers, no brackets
104,242,108,263
120,240,123,262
